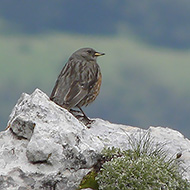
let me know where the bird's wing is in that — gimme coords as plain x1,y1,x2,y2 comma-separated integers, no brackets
63,60,100,108
63,80,88,108
50,59,76,105
50,58,99,109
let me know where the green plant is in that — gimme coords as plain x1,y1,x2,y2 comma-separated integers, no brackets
96,131,190,190
78,170,99,190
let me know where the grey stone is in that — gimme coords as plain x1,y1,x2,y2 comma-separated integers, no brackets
10,116,35,140
0,88,189,190
18,187,28,190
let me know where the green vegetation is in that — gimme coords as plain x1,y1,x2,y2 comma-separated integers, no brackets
78,132,190,189
78,170,99,190
1,32,190,137
97,148,190,190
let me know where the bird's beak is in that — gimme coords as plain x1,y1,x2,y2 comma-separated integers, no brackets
94,52,105,56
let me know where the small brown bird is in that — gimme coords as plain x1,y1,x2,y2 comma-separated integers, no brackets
50,47,105,124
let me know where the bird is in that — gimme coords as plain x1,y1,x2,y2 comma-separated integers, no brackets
50,47,105,124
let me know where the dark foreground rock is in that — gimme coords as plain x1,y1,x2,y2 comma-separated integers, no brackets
0,89,190,190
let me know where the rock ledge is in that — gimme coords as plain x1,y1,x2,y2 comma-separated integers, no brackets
0,89,190,190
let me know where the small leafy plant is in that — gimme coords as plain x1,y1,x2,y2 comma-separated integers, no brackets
78,170,99,190
78,131,190,190
96,131,190,190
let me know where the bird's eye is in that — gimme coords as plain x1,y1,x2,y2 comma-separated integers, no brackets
87,50,92,54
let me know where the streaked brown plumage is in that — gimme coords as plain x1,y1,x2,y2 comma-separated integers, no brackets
50,47,104,123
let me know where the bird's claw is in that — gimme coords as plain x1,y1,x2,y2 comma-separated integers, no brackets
71,113,94,127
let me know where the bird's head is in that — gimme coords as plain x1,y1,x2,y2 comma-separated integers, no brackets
72,48,105,62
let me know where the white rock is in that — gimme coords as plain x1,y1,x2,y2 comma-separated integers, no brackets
0,89,189,190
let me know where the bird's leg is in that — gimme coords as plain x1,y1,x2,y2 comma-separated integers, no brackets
69,108,83,120
70,108,81,114
77,106,94,126
77,106,88,120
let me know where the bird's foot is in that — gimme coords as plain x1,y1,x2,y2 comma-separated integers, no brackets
83,117,95,128
69,107,94,127
74,114,95,128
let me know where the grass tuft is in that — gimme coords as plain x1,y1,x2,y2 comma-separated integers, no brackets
96,131,190,190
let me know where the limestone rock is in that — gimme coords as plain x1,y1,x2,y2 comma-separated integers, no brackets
0,89,190,190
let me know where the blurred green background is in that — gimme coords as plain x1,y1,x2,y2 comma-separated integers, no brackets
0,0,190,138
